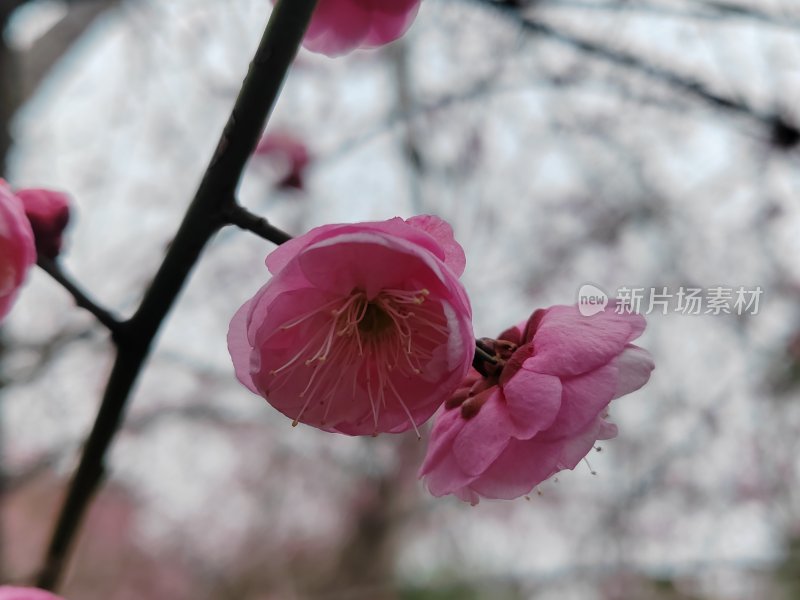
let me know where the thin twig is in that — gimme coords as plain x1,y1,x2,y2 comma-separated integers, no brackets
224,203,293,245
475,0,779,128
36,256,123,335
36,0,320,590
537,0,800,30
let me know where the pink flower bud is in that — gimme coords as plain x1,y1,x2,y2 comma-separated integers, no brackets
278,0,422,57
228,215,474,436
0,181,36,322
15,188,71,260
254,132,311,191
0,587,67,600
419,303,655,504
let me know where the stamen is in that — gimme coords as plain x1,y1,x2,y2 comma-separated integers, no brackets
385,374,421,439
270,329,326,375
267,286,448,432
279,297,344,330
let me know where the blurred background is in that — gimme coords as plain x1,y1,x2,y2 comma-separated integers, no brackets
2,0,800,598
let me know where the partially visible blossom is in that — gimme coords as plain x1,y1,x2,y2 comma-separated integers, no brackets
419,303,654,504
228,215,473,436
290,0,421,57
0,587,66,600
15,188,71,259
0,181,36,322
254,132,311,191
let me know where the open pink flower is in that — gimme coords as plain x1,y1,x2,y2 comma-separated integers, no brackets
228,215,473,435
15,188,71,260
0,181,37,322
0,587,66,600
298,0,422,57
419,304,654,504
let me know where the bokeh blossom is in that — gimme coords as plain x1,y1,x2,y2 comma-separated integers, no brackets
254,132,311,191
228,215,473,435
0,181,37,322
15,188,71,260
296,0,421,57
419,304,654,504
0,587,66,600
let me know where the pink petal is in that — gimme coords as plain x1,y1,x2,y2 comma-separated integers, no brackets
406,214,466,277
15,187,71,259
453,486,481,505
303,0,372,57
423,449,477,498
362,0,421,48
418,406,466,476
298,0,421,56
501,368,562,439
598,419,619,440
0,587,66,600
420,409,478,496
265,218,445,275
536,363,617,440
227,298,258,393
523,304,647,377
0,182,36,321
453,391,512,476
296,232,449,298
264,222,343,275
552,417,614,471
610,343,655,399
468,437,562,500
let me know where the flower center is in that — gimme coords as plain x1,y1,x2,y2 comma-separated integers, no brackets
358,301,394,337
267,286,449,434
451,337,519,419
473,337,517,378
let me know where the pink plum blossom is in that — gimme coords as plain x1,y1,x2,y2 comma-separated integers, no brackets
0,587,66,600
228,215,473,436
295,0,422,57
15,188,71,259
0,181,37,322
419,303,654,504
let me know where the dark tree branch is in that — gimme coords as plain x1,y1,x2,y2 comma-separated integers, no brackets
224,203,293,245
476,0,778,128
538,0,800,30
36,257,123,335
697,0,800,28
36,0,320,590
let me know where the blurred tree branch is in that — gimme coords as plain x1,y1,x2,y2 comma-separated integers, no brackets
474,0,798,137
18,0,118,104
0,0,118,176
37,257,123,334
537,0,800,29
224,203,293,245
